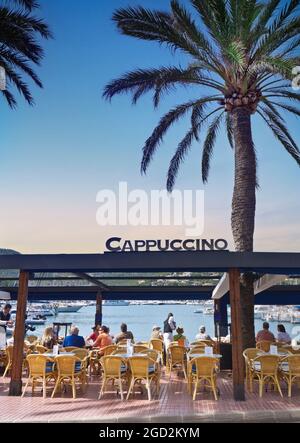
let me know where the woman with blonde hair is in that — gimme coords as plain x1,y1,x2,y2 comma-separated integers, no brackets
41,326,56,350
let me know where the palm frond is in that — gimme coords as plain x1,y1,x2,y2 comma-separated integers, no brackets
141,97,221,174
202,111,225,183
258,107,300,166
226,113,234,149
167,106,223,191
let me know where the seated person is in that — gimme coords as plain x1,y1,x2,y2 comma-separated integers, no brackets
195,325,212,341
86,325,100,344
256,322,275,343
151,325,163,340
62,325,85,348
277,324,291,344
115,323,134,344
173,326,189,347
41,326,57,350
92,325,113,354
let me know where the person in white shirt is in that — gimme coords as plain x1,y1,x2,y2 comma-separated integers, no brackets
195,325,212,341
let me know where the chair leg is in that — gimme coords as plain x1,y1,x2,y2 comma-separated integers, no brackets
119,378,124,401
98,378,106,400
259,379,263,398
275,376,283,398
288,377,292,398
193,380,198,401
126,378,135,400
72,377,76,399
3,365,10,379
43,378,47,399
146,381,151,401
51,378,60,398
21,377,31,398
212,377,218,401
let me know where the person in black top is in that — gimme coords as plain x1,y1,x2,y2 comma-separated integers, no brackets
0,304,13,332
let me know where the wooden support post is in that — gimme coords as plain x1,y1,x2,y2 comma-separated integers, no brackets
95,292,102,326
229,268,245,401
9,270,29,396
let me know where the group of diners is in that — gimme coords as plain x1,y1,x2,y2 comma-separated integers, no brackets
256,322,291,345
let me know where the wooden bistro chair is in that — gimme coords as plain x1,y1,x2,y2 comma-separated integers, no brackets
63,346,78,352
126,355,160,401
133,345,149,354
22,354,56,398
2,345,14,378
51,355,86,399
98,356,128,401
168,346,187,379
256,340,274,353
35,344,48,354
149,339,164,363
71,348,89,385
101,344,117,356
243,348,263,392
89,349,102,376
188,356,219,401
280,355,300,397
252,354,283,398
26,335,38,344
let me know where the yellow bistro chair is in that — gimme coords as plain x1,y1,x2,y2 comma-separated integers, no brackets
167,346,187,379
88,349,102,376
133,345,149,354
101,344,118,356
256,340,274,353
51,355,86,399
22,354,56,398
98,356,128,401
126,356,160,401
243,348,263,392
252,354,283,398
149,339,164,363
3,345,14,378
280,355,300,397
188,356,219,401
35,344,48,354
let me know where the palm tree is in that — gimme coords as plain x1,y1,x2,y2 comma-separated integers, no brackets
103,0,300,349
0,0,52,107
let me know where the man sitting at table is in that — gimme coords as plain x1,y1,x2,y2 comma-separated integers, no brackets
92,325,113,354
115,323,134,344
256,322,275,343
62,325,85,348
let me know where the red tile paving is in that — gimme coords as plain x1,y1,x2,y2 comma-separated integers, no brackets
0,370,300,422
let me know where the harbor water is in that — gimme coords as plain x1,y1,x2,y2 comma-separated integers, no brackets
25,304,299,342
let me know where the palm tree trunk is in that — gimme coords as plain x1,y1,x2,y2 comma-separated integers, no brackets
231,107,256,349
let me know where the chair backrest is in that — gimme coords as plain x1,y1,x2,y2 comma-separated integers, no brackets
286,355,300,374
277,347,292,355
256,340,274,352
117,339,128,346
135,341,149,347
101,356,126,377
189,346,205,355
63,346,78,352
168,341,179,347
128,356,152,378
5,345,14,362
133,345,149,354
169,346,186,363
190,357,218,377
243,348,262,361
190,341,206,347
102,345,118,356
137,349,158,362
255,355,280,373
26,335,38,344
71,348,89,360
55,355,80,376
26,354,49,376
150,339,164,352
197,339,214,346
35,345,48,354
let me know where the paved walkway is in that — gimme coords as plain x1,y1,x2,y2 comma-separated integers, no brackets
1,371,300,423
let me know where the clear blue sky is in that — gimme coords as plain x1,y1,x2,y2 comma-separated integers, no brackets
1,0,299,253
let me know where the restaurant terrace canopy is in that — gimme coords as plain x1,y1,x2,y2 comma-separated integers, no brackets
1,250,300,402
